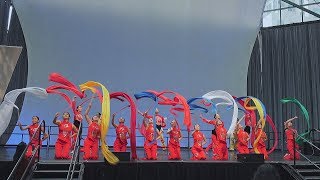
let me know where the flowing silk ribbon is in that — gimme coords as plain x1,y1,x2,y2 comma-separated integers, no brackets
0,87,48,137
280,98,311,145
202,90,238,137
79,81,119,165
110,92,137,160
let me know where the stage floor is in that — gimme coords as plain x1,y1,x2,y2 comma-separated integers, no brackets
1,146,320,164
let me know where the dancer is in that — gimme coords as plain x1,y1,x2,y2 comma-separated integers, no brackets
17,116,48,158
83,102,101,160
230,116,244,151
71,96,83,149
191,124,206,160
155,108,166,150
167,119,182,160
235,123,250,154
140,112,157,160
283,116,300,160
201,113,228,160
112,113,130,152
53,112,78,159
244,113,252,134
255,120,268,159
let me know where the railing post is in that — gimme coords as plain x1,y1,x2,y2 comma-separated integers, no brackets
293,131,296,168
187,131,190,149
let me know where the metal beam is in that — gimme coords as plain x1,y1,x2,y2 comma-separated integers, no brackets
281,0,320,18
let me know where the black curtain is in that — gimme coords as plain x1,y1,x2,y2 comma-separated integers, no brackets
0,1,28,144
0,0,10,44
248,20,320,150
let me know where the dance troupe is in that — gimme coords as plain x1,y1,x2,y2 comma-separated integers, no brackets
10,73,306,164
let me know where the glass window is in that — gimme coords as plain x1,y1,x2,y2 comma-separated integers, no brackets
281,0,301,8
264,0,280,11
302,0,320,5
303,4,320,22
263,10,281,27
281,7,303,24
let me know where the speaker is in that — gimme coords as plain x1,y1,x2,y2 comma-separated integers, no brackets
105,152,131,162
237,154,264,163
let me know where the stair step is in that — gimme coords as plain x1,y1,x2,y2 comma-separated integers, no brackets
304,176,320,180
32,170,79,178
32,178,77,180
36,162,81,170
298,169,320,172
297,169,320,176
294,164,320,169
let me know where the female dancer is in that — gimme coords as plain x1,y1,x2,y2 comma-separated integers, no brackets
18,116,48,158
191,124,206,160
283,116,300,160
167,119,182,160
53,112,78,159
82,102,101,160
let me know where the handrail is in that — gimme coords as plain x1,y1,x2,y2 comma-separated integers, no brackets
4,124,283,149
20,145,40,179
294,134,320,170
280,163,304,180
66,121,82,180
78,162,85,180
7,120,46,180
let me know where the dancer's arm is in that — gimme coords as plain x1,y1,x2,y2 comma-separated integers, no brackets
53,112,61,125
17,122,29,130
111,114,117,128
84,102,93,125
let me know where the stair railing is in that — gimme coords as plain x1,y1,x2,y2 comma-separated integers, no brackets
7,120,46,180
293,134,320,170
66,121,82,180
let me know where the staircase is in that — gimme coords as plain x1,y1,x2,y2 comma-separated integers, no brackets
29,161,84,180
294,163,320,180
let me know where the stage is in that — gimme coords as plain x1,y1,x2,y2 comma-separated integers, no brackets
1,146,319,179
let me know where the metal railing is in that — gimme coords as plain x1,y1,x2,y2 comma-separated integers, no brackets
293,133,320,170
3,124,283,150
7,120,46,180
67,121,82,180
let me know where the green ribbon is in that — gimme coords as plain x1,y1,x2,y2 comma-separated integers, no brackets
280,98,311,145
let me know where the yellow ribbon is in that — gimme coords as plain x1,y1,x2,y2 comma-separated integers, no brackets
79,81,119,164
243,97,266,154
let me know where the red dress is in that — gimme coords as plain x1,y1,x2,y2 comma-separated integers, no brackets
55,120,74,159
236,129,249,154
114,123,129,152
144,124,157,160
191,131,206,160
26,124,41,158
83,122,101,160
283,128,300,160
168,127,181,160
255,129,268,159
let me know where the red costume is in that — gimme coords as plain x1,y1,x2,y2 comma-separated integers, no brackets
26,124,41,158
155,115,166,128
255,129,268,159
205,131,217,156
114,123,129,152
144,124,157,160
191,131,206,160
244,114,251,127
55,120,75,159
83,122,101,160
202,118,228,160
155,114,166,149
284,128,300,160
168,127,181,160
236,129,249,154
